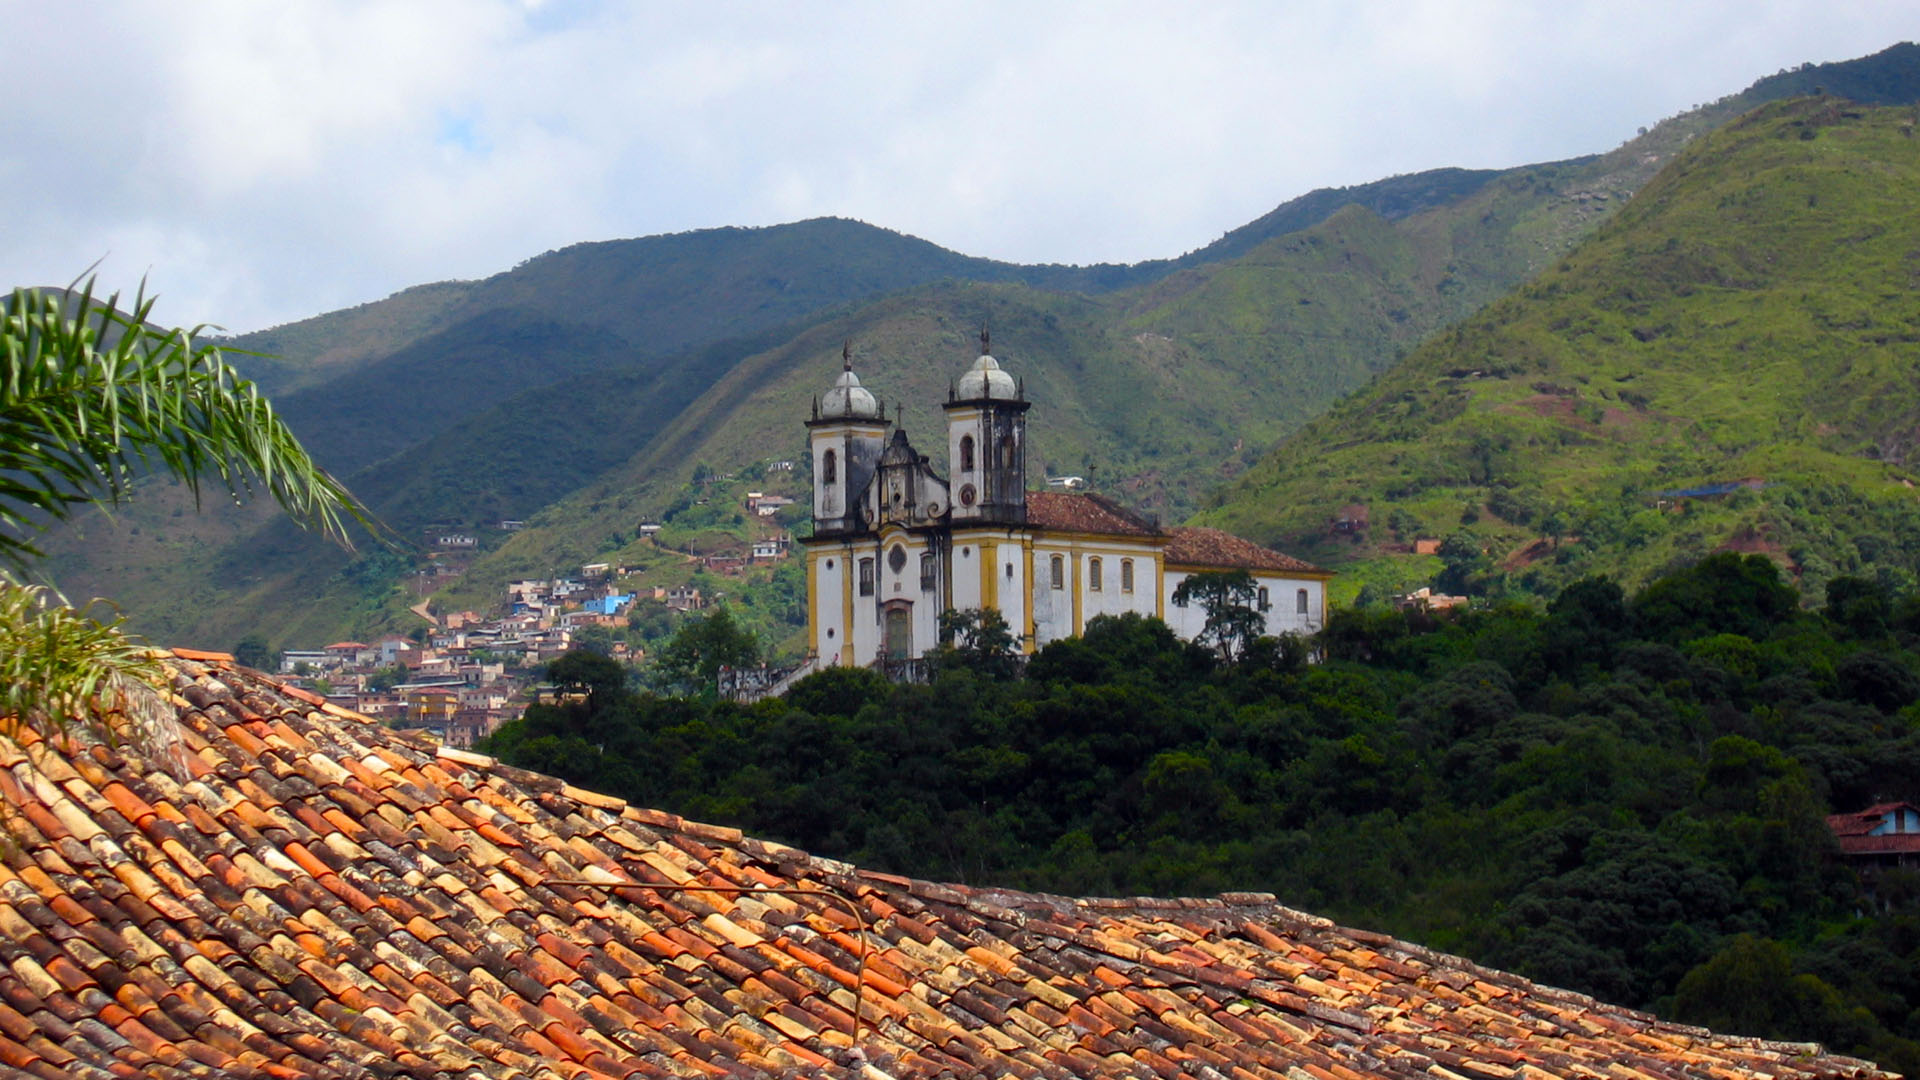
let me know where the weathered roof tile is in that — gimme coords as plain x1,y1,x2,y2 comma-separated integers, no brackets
0,657,1892,1078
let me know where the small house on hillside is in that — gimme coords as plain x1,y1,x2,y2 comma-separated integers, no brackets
1828,802,1920,868
1331,503,1369,537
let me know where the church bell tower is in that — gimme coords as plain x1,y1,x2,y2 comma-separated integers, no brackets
808,344,889,537
944,329,1029,526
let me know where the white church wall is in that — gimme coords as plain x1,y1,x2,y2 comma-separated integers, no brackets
987,540,1026,647
950,541,984,613
1031,545,1073,647
815,552,847,663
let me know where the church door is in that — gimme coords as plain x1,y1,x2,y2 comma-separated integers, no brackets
885,607,911,660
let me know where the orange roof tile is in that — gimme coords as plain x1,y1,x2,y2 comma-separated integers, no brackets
1026,492,1161,537
0,655,1887,1079
1164,526,1325,574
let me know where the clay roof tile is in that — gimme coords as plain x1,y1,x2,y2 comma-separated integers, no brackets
0,658,1890,1080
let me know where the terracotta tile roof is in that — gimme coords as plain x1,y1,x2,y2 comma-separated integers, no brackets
1026,492,1161,537
0,651,1888,1079
1827,803,1918,837
1165,526,1325,574
1827,804,1920,855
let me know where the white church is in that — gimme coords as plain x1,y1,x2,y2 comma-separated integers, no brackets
801,333,1330,667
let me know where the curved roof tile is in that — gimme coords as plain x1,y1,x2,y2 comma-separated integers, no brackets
1164,526,1325,574
0,652,1887,1079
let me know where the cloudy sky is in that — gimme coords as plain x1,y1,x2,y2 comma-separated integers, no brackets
4,1,1914,333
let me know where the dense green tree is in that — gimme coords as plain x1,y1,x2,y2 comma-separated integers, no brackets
1171,570,1265,661
1631,553,1798,644
233,634,275,671
651,606,760,695
935,608,1020,677
547,649,631,713
1675,936,1876,1051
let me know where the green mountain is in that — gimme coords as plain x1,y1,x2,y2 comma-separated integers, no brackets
39,44,1920,651
1198,95,1920,603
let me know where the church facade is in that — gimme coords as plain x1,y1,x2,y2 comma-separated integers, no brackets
802,336,1331,666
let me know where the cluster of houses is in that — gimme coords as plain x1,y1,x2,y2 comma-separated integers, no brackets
277,563,728,745
278,632,520,749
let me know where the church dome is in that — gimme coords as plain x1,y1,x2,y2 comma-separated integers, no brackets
955,353,1020,401
819,367,881,420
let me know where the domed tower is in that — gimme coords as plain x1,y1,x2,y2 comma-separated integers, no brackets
807,344,889,536
944,329,1029,525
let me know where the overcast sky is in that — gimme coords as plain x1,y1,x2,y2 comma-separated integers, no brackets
4,2,1914,333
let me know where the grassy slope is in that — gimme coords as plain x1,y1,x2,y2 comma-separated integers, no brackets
1197,98,1920,599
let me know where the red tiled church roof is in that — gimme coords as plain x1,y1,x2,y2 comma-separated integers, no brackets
1025,491,1160,537
1164,526,1326,574
0,652,1888,1079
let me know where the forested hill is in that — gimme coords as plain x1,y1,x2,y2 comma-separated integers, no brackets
482,556,1920,1074
1198,95,1920,606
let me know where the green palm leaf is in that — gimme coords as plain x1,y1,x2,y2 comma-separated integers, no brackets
0,280,372,571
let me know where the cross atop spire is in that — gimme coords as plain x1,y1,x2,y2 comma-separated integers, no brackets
842,340,852,372
980,325,990,355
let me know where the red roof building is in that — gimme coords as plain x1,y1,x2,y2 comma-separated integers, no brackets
1828,802,1920,865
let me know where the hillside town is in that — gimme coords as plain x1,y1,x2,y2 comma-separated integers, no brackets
277,477,800,744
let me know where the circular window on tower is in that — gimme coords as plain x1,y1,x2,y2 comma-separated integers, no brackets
959,483,976,507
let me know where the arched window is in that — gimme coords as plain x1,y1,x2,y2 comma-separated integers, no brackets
858,558,874,596
822,448,837,484
1089,557,1103,592
920,554,936,591
1000,435,1016,469
1296,588,1309,615
1049,554,1064,590
1120,559,1134,594
960,435,975,472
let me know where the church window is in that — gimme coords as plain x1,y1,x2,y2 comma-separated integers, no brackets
960,435,975,471
859,558,874,596
1297,588,1309,614
1050,555,1064,590
1000,436,1016,469
1089,557,1103,592
1120,559,1134,593
1006,563,1014,579
888,545,907,574
823,449,837,484
920,554,936,591
1258,587,1271,611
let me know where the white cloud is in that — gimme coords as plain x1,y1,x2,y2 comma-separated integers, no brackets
1,0,1914,330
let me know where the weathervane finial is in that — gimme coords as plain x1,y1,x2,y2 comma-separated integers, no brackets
842,340,852,372
980,325,990,356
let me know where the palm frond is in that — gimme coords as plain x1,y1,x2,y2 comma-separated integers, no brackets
0,582,174,760
0,281,374,572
